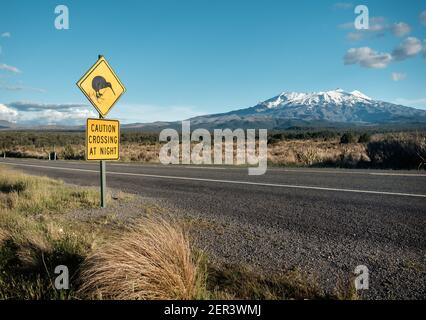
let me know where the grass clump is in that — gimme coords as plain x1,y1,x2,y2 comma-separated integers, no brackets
0,212,96,299
358,132,371,143
340,132,357,144
0,167,102,215
206,264,322,300
0,166,106,299
76,219,330,300
333,274,359,300
78,217,207,300
367,133,426,169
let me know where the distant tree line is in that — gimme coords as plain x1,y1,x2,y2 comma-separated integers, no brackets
0,131,160,149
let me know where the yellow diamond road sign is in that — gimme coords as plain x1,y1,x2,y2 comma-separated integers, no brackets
86,118,120,161
77,56,125,117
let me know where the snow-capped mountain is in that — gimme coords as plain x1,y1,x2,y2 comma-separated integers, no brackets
4,89,424,131
188,89,426,129
261,89,372,109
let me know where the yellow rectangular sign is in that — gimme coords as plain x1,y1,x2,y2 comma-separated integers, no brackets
77,56,126,117
86,118,120,161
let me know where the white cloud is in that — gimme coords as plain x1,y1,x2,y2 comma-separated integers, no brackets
1,101,203,125
0,85,46,93
346,32,364,41
0,63,21,73
344,47,392,69
0,103,18,122
340,18,414,41
392,37,422,61
339,17,387,31
340,17,389,41
420,11,426,26
338,22,355,30
333,2,353,10
19,108,94,125
423,39,426,58
368,17,388,32
1,102,96,126
0,32,11,38
391,72,406,81
394,97,426,108
391,22,411,37
109,104,205,123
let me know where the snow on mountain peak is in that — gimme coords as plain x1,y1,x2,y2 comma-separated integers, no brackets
263,89,372,108
350,90,371,100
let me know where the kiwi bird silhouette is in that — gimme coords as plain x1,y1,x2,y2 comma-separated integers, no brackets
92,76,115,99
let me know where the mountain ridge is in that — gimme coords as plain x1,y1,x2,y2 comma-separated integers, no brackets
1,89,426,131
187,89,426,130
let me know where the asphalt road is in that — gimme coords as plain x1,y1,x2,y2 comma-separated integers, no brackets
1,158,425,299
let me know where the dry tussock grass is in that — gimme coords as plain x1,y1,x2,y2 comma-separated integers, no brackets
118,139,369,167
78,217,206,300
0,228,9,244
5,131,426,169
268,139,368,166
120,143,160,162
207,264,323,300
0,136,376,168
0,166,101,214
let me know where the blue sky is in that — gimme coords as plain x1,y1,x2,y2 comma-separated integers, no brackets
1,0,426,125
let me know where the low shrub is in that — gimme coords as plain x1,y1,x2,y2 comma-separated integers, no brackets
358,133,371,143
340,132,357,144
367,134,426,169
61,145,84,160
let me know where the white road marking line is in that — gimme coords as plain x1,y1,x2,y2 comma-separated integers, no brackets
270,168,426,177
369,172,426,177
2,161,426,198
182,166,227,170
8,159,426,177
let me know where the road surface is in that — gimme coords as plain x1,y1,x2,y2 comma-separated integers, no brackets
1,158,425,299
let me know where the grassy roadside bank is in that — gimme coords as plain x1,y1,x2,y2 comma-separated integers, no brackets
0,167,356,300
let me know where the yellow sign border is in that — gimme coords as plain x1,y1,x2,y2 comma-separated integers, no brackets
86,118,120,161
77,57,126,117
